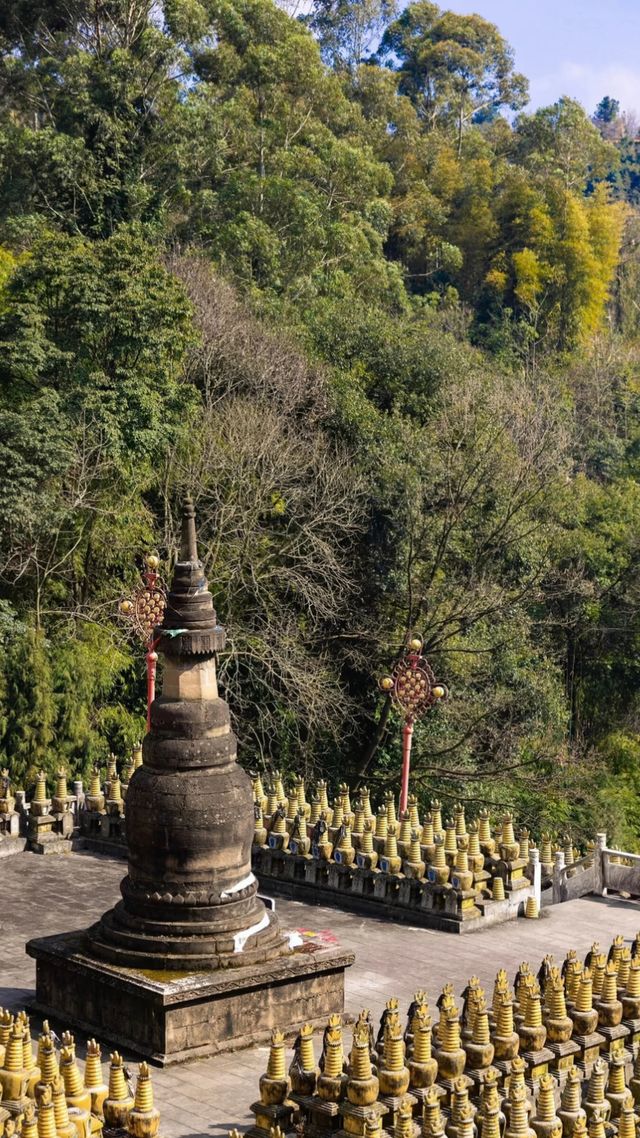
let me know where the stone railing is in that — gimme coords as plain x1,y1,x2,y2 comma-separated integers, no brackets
252,842,541,934
552,832,640,903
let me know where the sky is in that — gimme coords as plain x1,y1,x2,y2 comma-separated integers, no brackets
445,0,640,116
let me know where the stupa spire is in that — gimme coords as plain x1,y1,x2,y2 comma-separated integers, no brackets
181,495,199,563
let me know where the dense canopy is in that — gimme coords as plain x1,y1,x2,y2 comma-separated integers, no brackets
1,0,640,844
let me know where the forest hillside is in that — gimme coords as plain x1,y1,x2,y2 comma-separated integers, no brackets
2,0,640,843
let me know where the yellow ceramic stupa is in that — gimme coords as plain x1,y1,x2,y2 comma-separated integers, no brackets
103,1053,134,1130
127,1063,161,1138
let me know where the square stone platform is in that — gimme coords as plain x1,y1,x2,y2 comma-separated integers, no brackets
27,929,354,1065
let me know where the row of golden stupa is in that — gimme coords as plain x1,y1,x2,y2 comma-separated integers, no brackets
0,754,143,851
0,749,144,825
248,774,582,924
0,1010,159,1138
3,757,590,924
242,932,640,1138
2,756,581,871
250,771,578,880
2,757,582,887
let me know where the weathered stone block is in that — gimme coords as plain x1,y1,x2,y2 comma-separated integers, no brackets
27,928,354,1066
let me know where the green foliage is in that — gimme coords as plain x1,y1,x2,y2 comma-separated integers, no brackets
1,624,55,783
0,229,189,780
0,616,143,785
304,0,399,70
0,230,195,463
594,96,620,128
1,0,640,847
377,2,528,143
514,97,618,189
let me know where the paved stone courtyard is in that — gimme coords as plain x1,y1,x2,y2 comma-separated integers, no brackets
2,849,639,1138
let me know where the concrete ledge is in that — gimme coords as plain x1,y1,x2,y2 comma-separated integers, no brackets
0,836,27,859
26,929,354,1065
255,871,534,933
72,836,128,860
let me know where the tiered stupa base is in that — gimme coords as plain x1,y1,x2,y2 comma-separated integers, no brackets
87,879,287,970
27,927,353,1065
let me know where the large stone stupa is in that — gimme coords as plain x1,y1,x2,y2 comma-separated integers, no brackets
27,498,353,1064
89,496,288,971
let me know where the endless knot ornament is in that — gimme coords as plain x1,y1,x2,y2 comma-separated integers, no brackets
119,556,167,643
392,656,438,719
131,585,166,640
379,640,447,723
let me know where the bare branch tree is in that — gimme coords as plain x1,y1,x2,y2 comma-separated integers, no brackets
161,255,367,774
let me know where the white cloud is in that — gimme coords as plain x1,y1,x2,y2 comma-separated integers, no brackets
529,62,640,116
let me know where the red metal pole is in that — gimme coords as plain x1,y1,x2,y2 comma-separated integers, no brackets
400,719,413,815
146,645,158,733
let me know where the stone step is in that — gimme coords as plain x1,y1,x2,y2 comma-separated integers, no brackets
30,832,72,855
0,836,27,859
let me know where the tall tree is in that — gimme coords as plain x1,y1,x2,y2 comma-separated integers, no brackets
377,1,528,152
0,1,189,235
515,97,618,190
593,95,622,141
303,0,398,69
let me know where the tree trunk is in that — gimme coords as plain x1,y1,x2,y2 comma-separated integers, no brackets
355,694,393,777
